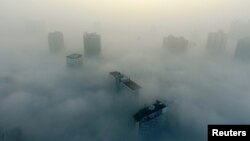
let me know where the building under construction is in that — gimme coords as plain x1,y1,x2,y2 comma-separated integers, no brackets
110,71,141,94
133,100,167,141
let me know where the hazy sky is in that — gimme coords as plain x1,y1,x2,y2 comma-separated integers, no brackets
1,0,250,29
1,0,250,43
1,1,250,141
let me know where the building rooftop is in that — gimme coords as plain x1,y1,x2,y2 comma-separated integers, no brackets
110,71,124,79
84,32,100,37
66,53,83,59
110,71,141,91
165,34,187,41
123,80,141,91
49,31,63,35
133,100,167,122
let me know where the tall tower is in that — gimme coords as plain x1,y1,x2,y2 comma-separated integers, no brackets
133,100,167,141
48,31,64,53
110,71,141,95
206,30,227,55
83,32,101,57
235,37,250,61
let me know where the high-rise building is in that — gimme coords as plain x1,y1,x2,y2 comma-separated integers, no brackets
110,71,141,95
133,100,167,141
48,31,64,53
235,37,250,61
206,30,227,55
163,35,188,54
66,53,83,67
83,32,101,57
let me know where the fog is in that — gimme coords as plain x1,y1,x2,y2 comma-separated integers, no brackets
1,0,250,141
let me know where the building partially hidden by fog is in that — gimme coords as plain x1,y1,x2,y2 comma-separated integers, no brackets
110,71,141,94
235,37,250,61
206,30,227,55
48,31,64,53
133,100,167,141
0,128,23,141
83,32,101,57
162,35,188,54
66,53,83,67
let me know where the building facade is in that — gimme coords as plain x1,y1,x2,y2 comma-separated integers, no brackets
235,37,250,61
48,31,64,53
83,32,101,57
110,71,141,95
66,53,83,67
133,100,167,141
206,30,227,55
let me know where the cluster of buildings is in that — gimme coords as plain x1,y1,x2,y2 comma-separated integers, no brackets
46,27,250,138
46,25,250,139
48,32,101,67
162,31,228,56
204,29,250,60
48,31,170,139
49,27,250,64
162,28,250,61
109,71,170,140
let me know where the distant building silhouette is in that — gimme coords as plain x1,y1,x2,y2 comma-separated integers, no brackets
163,35,188,54
48,31,64,53
206,30,227,55
235,37,250,61
66,53,83,67
83,32,101,57
110,71,141,95
133,100,168,141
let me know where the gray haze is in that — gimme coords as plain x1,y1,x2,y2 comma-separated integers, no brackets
1,0,250,141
